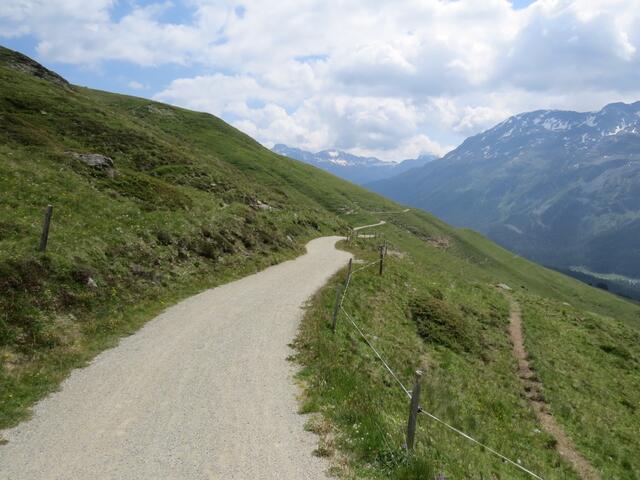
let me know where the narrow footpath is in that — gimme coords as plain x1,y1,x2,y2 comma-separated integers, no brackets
505,294,600,480
353,220,386,231
0,236,352,480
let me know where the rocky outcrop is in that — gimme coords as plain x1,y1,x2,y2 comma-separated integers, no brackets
0,46,71,89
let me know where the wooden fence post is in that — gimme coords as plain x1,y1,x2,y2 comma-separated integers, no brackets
39,204,53,252
406,370,423,452
384,239,388,256
332,258,353,332
331,284,343,332
378,245,384,275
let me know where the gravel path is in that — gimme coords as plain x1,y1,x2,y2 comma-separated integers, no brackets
0,236,352,480
353,220,386,231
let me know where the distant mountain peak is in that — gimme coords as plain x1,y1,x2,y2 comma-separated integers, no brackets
370,99,640,288
272,144,437,185
462,101,640,162
496,102,640,135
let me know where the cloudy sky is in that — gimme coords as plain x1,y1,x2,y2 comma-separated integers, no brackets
2,0,640,160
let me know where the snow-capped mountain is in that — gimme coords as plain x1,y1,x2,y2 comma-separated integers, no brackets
272,144,437,185
370,101,640,292
456,101,640,162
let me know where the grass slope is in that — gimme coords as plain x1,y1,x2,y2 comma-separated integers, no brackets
0,46,638,478
0,45,394,428
296,210,640,479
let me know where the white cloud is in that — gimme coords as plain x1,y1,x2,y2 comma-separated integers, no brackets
155,74,270,115
3,0,640,159
127,80,146,90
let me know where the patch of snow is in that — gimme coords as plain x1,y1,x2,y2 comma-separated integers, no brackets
541,118,569,131
584,115,596,127
482,146,493,158
329,159,349,166
501,127,514,138
505,224,523,235
532,112,549,125
327,150,339,158
579,133,598,144
606,121,628,136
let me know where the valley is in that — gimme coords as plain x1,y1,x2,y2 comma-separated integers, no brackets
370,102,640,300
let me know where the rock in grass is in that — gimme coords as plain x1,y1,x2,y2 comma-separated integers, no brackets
68,152,114,169
250,199,274,211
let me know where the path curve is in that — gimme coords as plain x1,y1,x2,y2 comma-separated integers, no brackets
353,220,386,231
504,293,600,480
0,236,352,480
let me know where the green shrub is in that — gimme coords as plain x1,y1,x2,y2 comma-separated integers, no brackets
101,171,192,210
409,294,478,354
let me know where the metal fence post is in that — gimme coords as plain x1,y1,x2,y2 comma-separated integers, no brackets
406,370,423,452
39,204,53,252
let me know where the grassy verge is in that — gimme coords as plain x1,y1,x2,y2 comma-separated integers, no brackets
0,235,307,429
519,294,640,478
295,218,640,478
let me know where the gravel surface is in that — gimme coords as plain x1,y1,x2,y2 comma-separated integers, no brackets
353,220,386,231
0,236,351,480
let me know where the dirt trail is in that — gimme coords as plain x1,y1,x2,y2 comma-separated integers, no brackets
0,236,352,480
353,220,386,231
504,293,600,480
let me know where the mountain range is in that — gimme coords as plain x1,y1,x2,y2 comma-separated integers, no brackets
272,144,437,184
370,101,640,297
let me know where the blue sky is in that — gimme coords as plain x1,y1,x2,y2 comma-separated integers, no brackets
511,0,536,8
2,0,639,160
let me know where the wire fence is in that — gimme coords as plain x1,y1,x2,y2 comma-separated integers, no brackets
333,232,545,479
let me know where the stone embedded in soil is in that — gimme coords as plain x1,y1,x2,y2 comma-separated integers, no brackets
68,152,114,169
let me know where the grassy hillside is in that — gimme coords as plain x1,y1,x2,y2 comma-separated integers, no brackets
297,211,640,479
1,46,638,478
0,45,396,428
